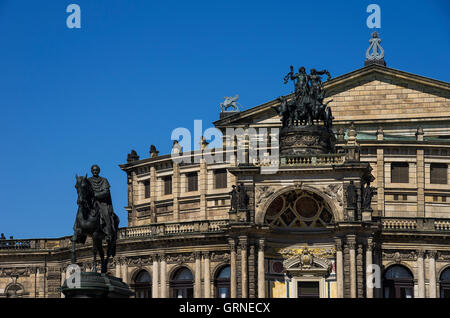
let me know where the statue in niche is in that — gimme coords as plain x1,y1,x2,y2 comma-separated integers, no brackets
346,181,358,209
229,185,238,212
237,183,249,210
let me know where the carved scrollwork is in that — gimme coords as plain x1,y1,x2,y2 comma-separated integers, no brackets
166,253,195,265
210,252,230,263
322,183,343,207
0,267,34,277
382,250,417,263
255,186,277,210
437,252,450,261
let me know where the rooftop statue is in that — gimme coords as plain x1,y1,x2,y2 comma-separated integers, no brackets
220,94,241,112
72,165,119,273
276,66,334,130
365,31,386,66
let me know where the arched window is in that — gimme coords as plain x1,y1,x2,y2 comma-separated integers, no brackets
132,270,151,298
170,267,194,298
6,284,24,298
265,190,334,229
383,265,414,298
214,265,231,298
440,267,450,298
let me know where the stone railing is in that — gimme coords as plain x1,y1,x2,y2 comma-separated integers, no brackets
119,219,229,239
280,153,346,166
0,220,229,251
382,218,418,231
435,220,450,231
0,237,72,251
381,217,450,232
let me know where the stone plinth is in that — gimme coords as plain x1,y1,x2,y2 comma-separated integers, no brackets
61,272,134,298
280,125,335,155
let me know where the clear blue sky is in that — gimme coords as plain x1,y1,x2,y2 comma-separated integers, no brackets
0,0,449,238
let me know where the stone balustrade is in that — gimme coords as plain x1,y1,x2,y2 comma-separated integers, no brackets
435,220,450,231
381,218,450,232
280,153,346,166
382,218,417,230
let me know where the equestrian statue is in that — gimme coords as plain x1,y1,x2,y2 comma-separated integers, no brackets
72,164,119,273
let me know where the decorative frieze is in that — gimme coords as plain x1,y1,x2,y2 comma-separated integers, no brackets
210,251,230,263
166,253,195,265
382,250,417,263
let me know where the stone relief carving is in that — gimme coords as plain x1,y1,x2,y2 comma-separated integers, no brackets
0,267,34,277
255,186,277,210
282,248,332,273
128,256,152,267
382,251,417,263
210,251,230,263
277,246,336,259
437,252,450,261
322,183,343,207
166,253,195,265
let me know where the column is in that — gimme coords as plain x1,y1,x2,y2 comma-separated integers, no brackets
35,267,41,298
121,258,128,284
416,127,425,217
194,252,202,298
173,162,180,221
203,252,211,298
152,254,159,298
160,254,167,298
229,239,237,298
199,158,207,219
115,257,121,278
376,127,385,216
335,238,344,298
417,250,425,298
417,149,425,217
60,267,66,298
258,239,265,298
347,235,357,298
150,166,157,223
366,238,374,298
239,237,248,298
428,251,437,298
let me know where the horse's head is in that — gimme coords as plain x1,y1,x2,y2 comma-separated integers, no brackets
75,174,93,207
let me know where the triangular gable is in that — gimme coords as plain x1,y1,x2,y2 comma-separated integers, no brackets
213,64,450,129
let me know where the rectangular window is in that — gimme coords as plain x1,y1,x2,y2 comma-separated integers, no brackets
143,180,150,198
297,281,320,298
391,163,409,183
430,163,448,184
186,172,198,192
163,176,172,195
214,169,227,189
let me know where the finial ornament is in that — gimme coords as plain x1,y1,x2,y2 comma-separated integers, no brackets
220,94,241,112
365,31,386,66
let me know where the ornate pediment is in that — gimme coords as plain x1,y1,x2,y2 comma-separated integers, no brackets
280,248,333,275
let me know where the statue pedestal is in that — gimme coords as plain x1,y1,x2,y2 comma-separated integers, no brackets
280,125,335,155
61,272,134,298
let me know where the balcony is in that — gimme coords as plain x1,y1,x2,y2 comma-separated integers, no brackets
280,153,346,166
380,217,450,232
0,219,229,251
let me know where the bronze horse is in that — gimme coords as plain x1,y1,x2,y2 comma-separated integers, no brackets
72,175,118,273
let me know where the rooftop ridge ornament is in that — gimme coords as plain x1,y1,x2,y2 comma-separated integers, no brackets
220,94,241,112
365,31,386,66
